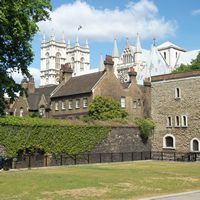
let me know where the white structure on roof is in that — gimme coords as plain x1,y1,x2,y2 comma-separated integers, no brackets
113,34,200,84
40,32,90,86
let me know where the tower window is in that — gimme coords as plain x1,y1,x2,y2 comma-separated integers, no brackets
55,52,61,69
80,57,84,71
191,139,199,152
167,116,172,127
46,53,49,70
181,115,188,127
163,134,175,149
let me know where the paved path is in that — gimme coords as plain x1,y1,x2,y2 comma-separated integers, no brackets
140,190,200,200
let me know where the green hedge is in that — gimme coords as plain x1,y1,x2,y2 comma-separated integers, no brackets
0,117,110,157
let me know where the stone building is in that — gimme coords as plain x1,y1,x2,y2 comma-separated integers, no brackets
50,55,151,119
151,70,200,153
10,77,56,117
40,33,90,86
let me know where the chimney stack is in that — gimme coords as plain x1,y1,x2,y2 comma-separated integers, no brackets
60,63,73,83
104,55,114,73
128,67,137,84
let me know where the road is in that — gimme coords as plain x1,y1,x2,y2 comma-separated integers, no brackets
140,190,200,200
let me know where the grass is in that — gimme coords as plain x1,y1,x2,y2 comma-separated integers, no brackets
0,161,200,200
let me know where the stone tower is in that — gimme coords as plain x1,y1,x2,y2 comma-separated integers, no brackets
40,33,90,86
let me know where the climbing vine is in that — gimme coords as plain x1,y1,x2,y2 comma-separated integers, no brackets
0,117,110,157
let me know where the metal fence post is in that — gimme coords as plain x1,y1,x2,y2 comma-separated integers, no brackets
28,154,31,169
60,155,63,166
88,154,90,164
99,153,101,163
121,152,124,162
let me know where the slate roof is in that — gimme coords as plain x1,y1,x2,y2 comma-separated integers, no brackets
27,85,56,110
51,71,105,98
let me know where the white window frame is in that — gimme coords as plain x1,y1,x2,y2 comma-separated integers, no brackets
68,100,73,110
166,116,172,127
163,134,176,149
83,98,88,108
55,102,59,111
175,116,181,127
175,87,181,99
121,97,126,108
190,138,200,152
61,101,66,110
181,115,188,127
75,99,80,109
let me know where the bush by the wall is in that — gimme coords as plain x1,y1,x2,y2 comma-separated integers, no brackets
0,117,110,157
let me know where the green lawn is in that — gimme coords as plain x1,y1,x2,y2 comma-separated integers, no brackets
0,161,200,200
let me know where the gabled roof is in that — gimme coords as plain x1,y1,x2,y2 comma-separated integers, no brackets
177,50,200,66
27,85,56,110
51,71,105,98
157,41,186,52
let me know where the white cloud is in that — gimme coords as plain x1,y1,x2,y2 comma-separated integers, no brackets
192,9,200,16
12,67,40,87
38,0,177,41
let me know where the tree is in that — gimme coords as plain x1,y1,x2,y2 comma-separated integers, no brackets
0,0,51,115
173,51,200,73
89,96,128,120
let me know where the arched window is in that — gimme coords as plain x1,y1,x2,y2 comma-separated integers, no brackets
190,138,199,152
55,52,61,69
46,53,49,70
19,107,24,117
71,57,75,70
80,57,84,71
163,134,175,148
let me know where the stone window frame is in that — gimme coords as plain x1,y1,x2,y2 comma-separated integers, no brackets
61,101,66,110
166,116,173,127
55,52,61,69
190,138,200,152
68,100,73,110
181,115,188,127
80,57,84,71
163,134,176,149
175,116,181,127
55,102,59,111
120,96,126,108
75,99,80,109
83,98,88,108
175,87,181,99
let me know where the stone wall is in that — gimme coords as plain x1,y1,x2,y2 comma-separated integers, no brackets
151,73,200,153
92,126,151,153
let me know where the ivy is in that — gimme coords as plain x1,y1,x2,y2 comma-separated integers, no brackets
134,118,155,143
0,117,110,157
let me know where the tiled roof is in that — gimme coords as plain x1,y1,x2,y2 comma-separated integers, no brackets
51,71,105,98
27,85,56,110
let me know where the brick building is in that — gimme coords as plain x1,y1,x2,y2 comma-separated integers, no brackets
50,55,151,119
151,70,200,153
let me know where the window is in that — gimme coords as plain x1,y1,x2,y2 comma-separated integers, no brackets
19,107,23,117
175,116,180,127
46,53,49,70
176,52,178,58
133,101,137,109
164,52,166,59
80,57,84,71
55,102,59,111
175,87,181,99
83,98,88,108
68,100,73,110
71,57,75,69
163,134,175,149
120,97,126,108
167,116,172,127
181,115,188,127
61,101,66,110
55,52,61,69
75,99,80,109
39,106,45,117
138,99,141,106
190,138,199,152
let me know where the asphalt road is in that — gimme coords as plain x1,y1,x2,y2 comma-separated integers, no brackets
140,190,200,200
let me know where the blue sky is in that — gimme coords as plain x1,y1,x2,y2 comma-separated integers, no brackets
27,0,200,85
